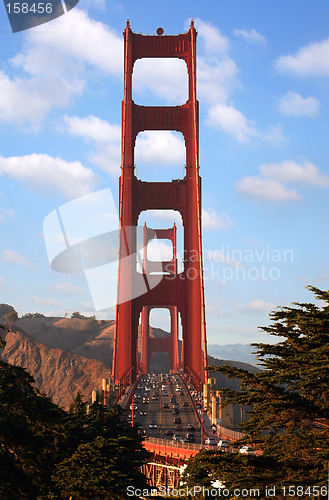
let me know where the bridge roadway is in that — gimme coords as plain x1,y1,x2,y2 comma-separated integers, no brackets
127,373,203,446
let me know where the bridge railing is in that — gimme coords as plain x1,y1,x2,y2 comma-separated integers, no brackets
144,436,202,452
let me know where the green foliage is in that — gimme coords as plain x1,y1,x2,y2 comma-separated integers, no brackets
71,311,87,319
22,312,45,318
199,286,329,495
0,360,67,499
0,361,148,499
52,435,147,499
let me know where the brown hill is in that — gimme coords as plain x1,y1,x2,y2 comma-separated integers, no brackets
1,325,110,408
0,317,259,407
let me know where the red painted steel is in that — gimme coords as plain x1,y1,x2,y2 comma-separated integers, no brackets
140,224,179,373
112,21,207,392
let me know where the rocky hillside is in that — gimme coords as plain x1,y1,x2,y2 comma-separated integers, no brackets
1,325,110,408
0,316,259,407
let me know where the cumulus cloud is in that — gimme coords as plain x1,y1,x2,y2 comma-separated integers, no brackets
278,91,320,117
140,210,183,228
63,114,121,175
259,161,329,186
236,177,300,201
202,209,233,230
18,8,123,76
0,9,122,127
135,131,185,166
1,250,32,267
236,160,329,201
195,18,230,54
0,70,83,127
0,154,97,198
233,28,266,44
206,102,257,142
133,58,188,104
276,37,329,77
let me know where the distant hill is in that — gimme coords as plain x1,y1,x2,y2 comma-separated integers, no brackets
0,317,260,407
207,343,260,367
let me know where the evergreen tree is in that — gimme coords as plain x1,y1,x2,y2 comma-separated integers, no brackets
191,286,329,498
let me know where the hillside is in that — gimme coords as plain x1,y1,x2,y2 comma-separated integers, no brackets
0,316,259,407
1,325,110,408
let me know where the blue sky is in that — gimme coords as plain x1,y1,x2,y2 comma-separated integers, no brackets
1,0,329,346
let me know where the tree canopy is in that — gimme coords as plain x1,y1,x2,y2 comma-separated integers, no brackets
183,286,329,499
0,328,148,500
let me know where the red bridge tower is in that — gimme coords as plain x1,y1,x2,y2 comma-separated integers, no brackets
112,22,207,392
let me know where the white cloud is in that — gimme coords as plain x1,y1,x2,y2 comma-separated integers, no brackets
135,131,185,166
141,210,183,228
198,57,238,104
261,125,285,145
146,240,173,262
194,18,230,54
206,102,257,142
278,91,320,117
0,9,122,127
63,114,120,143
242,299,275,312
19,8,123,77
236,177,301,201
259,161,329,186
0,70,83,127
236,160,329,201
133,58,188,104
0,154,97,198
276,38,329,77
52,282,86,294
32,296,61,307
1,250,32,267
202,209,233,230
63,114,121,175
233,28,266,44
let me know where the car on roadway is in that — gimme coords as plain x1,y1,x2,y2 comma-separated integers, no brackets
205,437,217,446
186,433,195,442
175,424,182,431
139,410,147,416
239,446,255,455
165,429,173,436
172,408,180,415
142,397,149,404
187,424,195,431
174,417,181,424
129,404,137,411
162,403,169,409
173,434,183,441
149,421,158,429
218,440,230,450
